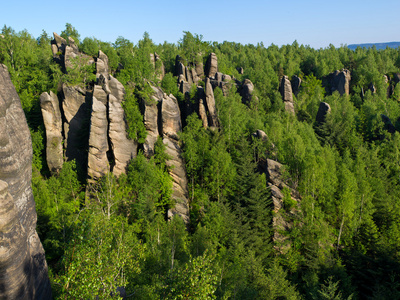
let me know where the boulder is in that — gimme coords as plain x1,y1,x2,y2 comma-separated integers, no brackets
0,64,52,299
236,67,244,74
87,97,109,181
96,50,109,77
195,59,204,78
381,114,396,134
205,52,218,78
40,91,63,173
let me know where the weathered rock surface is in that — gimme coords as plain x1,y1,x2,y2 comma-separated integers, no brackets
61,83,90,167
264,158,300,254
88,97,109,181
108,94,137,177
205,52,218,78
330,69,351,96
40,91,64,173
316,102,331,124
241,79,254,104
205,77,219,127
280,75,295,114
143,86,162,157
161,94,189,223
0,64,52,299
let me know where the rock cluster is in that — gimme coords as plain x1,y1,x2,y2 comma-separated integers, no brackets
0,64,52,299
42,33,137,179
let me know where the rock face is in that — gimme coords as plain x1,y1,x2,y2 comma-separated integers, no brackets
40,91,63,173
0,64,52,299
330,69,351,96
316,102,331,124
280,75,295,114
205,52,218,78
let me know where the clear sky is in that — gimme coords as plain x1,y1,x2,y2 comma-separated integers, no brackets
2,0,399,49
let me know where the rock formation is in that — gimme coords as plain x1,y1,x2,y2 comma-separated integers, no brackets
161,94,190,223
143,86,162,157
315,102,331,124
280,75,295,114
0,64,52,299
264,158,300,254
42,33,137,180
291,75,301,96
241,79,254,104
40,91,63,173
205,52,218,78
204,78,219,128
329,69,351,96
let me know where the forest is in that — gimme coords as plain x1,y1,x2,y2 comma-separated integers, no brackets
1,23,400,299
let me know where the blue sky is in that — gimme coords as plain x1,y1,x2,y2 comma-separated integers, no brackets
2,0,399,48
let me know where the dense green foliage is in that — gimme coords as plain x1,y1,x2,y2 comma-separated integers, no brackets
2,23,400,299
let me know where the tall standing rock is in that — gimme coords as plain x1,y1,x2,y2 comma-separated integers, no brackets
143,86,163,157
205,53,218,78
87,97,109,181
40,91,63,173
241,79,254,104
108,93,137,176
161,94,190,223
0,64,52,299
205,77,219,127
280,75,295,115
330,69,351,96
316,102,331,124
291,75,301,96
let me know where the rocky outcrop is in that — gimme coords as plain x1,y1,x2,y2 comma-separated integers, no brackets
316,102,331,124
0,64,52,299
280,75,295,115
205,52,218,78
329,69,351,96
40,91,63,173
150,52,165,82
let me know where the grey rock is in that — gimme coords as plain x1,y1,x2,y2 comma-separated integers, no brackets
40,91,63,173
205,77,219,127
291,75,301,96
96,50,109,77
236,67,244,74
315,102,331,123
381,114,396,134
330,69,351,96
241,79,254,104
108,94,137,176
195,59,204,78
161,94,182,140
205,53,218,78
88,97,109,181
143,86,162,157
0,64,52,299
280,75,293,103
